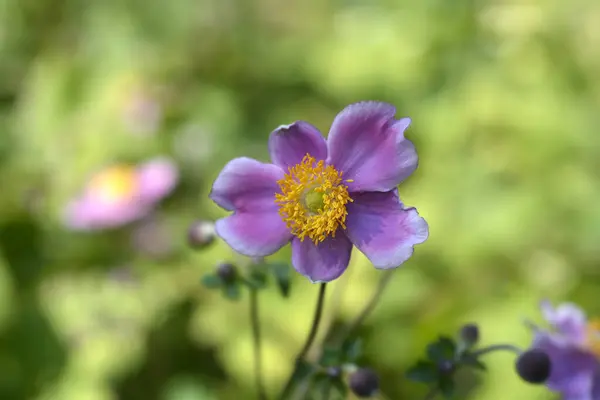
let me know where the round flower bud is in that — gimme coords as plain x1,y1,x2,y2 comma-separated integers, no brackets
349,368,379,398
216,262,237,283
459,323,480,347
327,366,342,379
515,349,551,384
187,220,216,249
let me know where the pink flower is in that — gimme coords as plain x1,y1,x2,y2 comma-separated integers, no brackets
64,158,178,230
210,101,428,282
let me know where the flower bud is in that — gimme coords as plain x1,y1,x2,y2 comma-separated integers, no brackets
327,366,342,379
216,262,237,283
187,220,216,249
516,349,551,384
459,323,479,347
349,368,379,398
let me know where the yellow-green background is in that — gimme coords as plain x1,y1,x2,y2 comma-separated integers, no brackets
1,0,599,398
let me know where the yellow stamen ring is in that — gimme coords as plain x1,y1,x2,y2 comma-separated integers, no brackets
275,154,353,244
586,319,600,357
88,165,138,204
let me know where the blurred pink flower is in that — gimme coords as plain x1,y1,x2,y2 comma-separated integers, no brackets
64,158,178,230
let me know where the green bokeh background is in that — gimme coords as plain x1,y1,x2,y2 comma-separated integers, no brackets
1,0,599,399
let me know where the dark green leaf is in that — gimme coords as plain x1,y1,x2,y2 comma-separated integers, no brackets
245,269,268,290
0,217,44,291
329,378,348,398
405,360,438,383
279,360,316,399
311,372,329,387
427,336,456,363
200,274,222,289
459,353,487,371
310,373,347,400
342,337,362,362
318,346,342,367
439,376,455,399
222,282,241,301
292,359,315,382
270,262,291,297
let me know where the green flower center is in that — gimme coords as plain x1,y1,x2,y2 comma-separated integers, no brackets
304,189,325,214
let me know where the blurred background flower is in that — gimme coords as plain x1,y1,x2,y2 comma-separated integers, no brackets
0,0,598,399
63,158,178,231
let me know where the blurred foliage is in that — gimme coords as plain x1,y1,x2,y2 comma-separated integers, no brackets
0,0,599,399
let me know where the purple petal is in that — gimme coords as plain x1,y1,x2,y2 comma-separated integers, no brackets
63,196,149,231
345,190,428,269
291,234,353,283
326,101,418,192
268,121,328,170
541,300,588,343
137,158,178,203
591,370,600,400
210,157,284,212
215,211,292,257
533,332,598,396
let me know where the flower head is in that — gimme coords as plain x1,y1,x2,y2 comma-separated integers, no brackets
516,349,552,384
64,157,178,230
528,300,600,399
209,102,428,282
349,367,380,398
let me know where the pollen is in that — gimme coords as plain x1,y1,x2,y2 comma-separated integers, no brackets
88,165,138,204
275,154,353,244
586,319,600,358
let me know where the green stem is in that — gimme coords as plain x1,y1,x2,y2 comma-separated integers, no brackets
250,289,268,400
470,344,522,358
423,387,438,400
277,283,328,399
320,380,331,400
297,283,327,359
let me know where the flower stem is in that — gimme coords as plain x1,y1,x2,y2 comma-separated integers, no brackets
320,380,331,400
470,344,522,358
277,283,328,399
297,283,328,359
250,288,268,400
423,388,438,400
337,269,394,342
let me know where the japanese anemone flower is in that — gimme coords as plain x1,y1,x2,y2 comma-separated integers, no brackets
528,301,600,399
210,101,428,282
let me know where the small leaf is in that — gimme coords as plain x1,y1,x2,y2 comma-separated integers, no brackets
311,373,347,400
342,337,363,362
201,274,222,289
405,360,438,383
319,346,343,367
330,378,348,398
293,359,315,381
282,360,315,397
438,375,455,399
223,282,241,301
459,353,487,371
311,373,329,389
427,336,456,363
270,262,291,297
245,268,268,290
